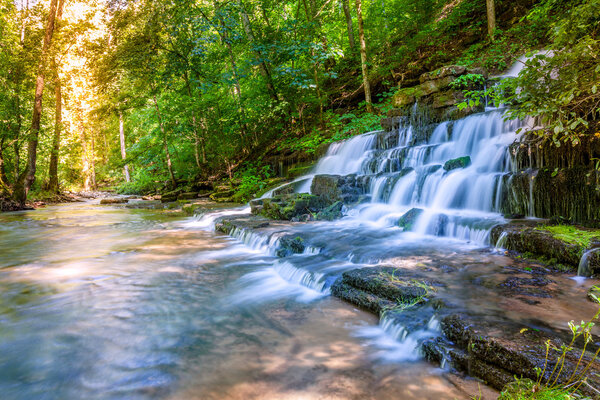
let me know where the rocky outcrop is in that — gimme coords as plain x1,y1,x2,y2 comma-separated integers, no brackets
310,174,368,204
500,168,600,224
397,208,424,230
423,314,600,397
390,65,486,121
491,222,600,275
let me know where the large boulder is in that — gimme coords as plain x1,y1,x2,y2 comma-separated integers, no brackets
310,174,366,204
252,193,329,221
397,208,424,230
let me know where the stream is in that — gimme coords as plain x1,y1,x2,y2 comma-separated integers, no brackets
0,202,501,400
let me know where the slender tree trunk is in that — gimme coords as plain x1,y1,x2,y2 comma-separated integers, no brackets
486,0,496,39
91,135,96,190
119,111,131,182
13,0,61,205
47,71,61,193
341,0,355,52
80,127,91,191
0,140,8,191
47,0,65,193
355,0,373,113
152,93,177,188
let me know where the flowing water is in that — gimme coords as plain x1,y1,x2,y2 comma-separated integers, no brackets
1,105,598,399
0,202,508,400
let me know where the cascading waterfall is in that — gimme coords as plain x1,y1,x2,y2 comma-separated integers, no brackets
296,108,536,244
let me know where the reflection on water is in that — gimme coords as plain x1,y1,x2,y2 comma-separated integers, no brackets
0,202,490,400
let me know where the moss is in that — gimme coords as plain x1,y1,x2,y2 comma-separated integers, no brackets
537,225,600,249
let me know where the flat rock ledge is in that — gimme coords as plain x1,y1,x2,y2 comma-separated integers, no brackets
491,221,600,276
330,266,600,396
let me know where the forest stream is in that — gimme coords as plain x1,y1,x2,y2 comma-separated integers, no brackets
1,200,598,400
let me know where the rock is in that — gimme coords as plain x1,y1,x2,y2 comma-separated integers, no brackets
331,267,435,314
209,190,235,202
397,208,424,230
490,223,594,271
272,183,295,196
276,236,305,257
310,174,366,204
429,314,600,396
443,156,471,171
432,90,464,109
100,198,128,204
419,65,467,83
255,193,329,221
0,195,22,211
177,192,198,200
249,198,264,214
315,201,344,221
500,168,600,223
392,88,416,107
125,200,162,209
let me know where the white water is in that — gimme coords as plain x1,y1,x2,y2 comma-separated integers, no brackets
578,248,600,277
295,109,535,244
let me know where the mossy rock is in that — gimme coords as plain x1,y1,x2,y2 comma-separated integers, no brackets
276,236,305,257
443,156,471,171
397,208,424,230
315,201,344,221
259,193,329,221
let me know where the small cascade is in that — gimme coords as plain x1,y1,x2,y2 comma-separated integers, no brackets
273,260,328,292
577,248,600,277
184,207,251,230
495,231,509,249
296,132,380,193
228,226,281,255
356,311,441,362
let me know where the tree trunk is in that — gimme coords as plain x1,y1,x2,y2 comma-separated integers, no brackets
355,0,373,113
486,0,496,39
0,139,9,192
47,71,61,193
119,111,131,182
152,93,177,188
47,0,65,194
13,0,61,205
341,0,355,52
80,128,91,191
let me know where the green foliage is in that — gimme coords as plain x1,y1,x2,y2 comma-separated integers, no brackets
500,305,600,400
498,379,575,399
449,74,485,90
459,0,599,145
116,170,163,195
233,165,273,202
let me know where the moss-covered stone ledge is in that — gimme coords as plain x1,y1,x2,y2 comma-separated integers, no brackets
423,314,600,396
249,193,344,222
491,222,600,276
330,267,439,314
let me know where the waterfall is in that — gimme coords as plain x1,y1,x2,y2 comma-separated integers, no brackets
577,248,600,277
297,109,535,244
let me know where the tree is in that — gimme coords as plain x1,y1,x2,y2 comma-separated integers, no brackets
13,0,62,205
48,0,66,193
355,0,372,113
486,0,495,39
341,0,355,52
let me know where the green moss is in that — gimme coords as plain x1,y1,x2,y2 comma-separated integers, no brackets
537,225,600,249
